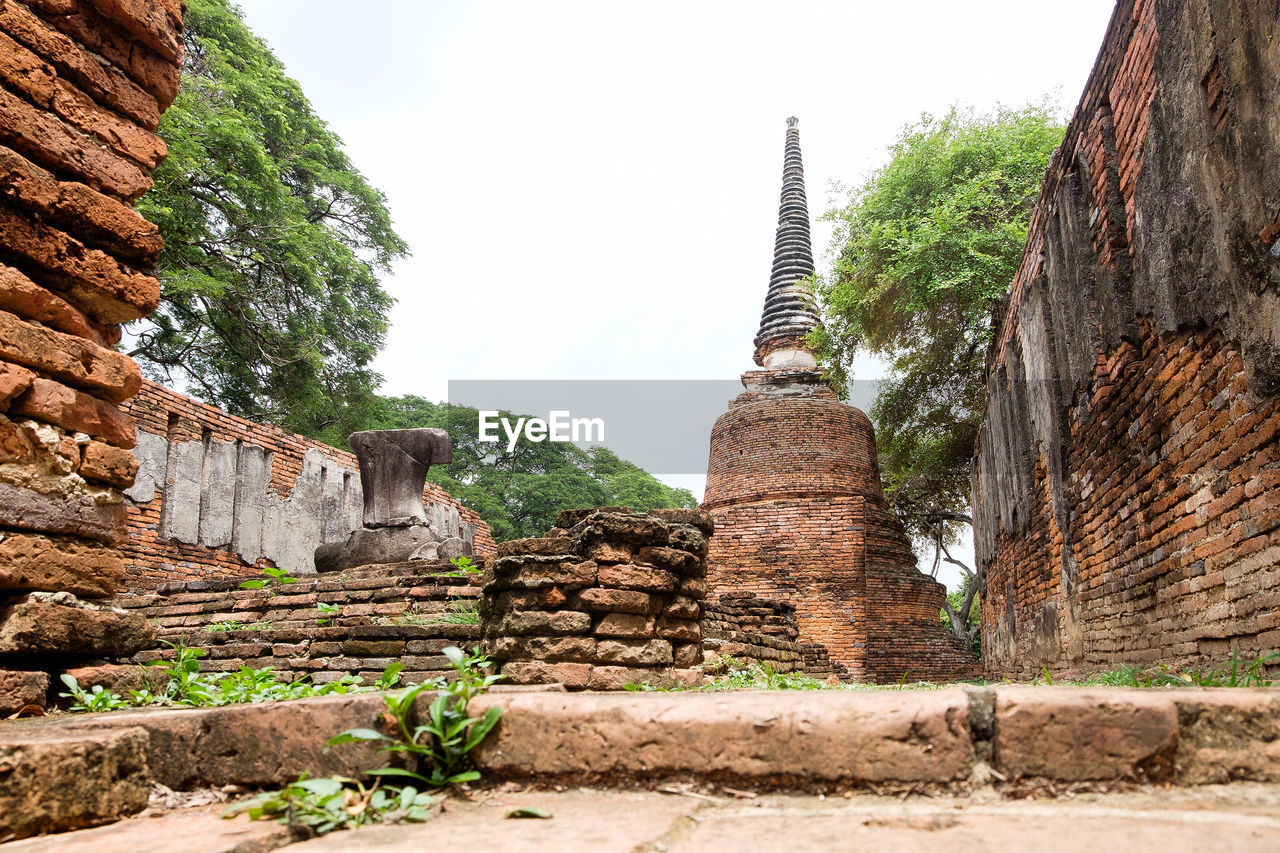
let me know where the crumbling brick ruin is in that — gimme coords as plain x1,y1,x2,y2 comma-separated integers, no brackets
703,594,851,678
481,507,712,690
120,381,495,590
974,0,1280,678
0,0,184,715
703,119,979,683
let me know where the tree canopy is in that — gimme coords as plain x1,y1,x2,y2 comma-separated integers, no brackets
324,396,697,542
812,103,1063,634
132,0,405,437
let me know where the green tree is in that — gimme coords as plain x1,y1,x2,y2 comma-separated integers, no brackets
132,0,406,437
812,103,1063,639
326,396,696,541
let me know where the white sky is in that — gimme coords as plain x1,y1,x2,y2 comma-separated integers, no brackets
233,0,1118,589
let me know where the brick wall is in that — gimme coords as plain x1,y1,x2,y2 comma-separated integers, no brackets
974,0,1280,678
704,369,978,683
0,0,184,715
119,380,497,590
108,559,484,687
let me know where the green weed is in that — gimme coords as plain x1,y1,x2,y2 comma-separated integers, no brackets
328,646,503,788
709,659,831,691
63,639,406,712
1093,650,1278,688
239,566,299,590
316,602,340,626
438,555,481,578
225,775,436,836
433,596,480,626
229,647,503,837
58,675,128,711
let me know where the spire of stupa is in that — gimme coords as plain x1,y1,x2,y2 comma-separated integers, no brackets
752,116,821,367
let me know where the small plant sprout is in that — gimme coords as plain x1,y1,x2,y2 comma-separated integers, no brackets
316,602,340,626
58,674,128,712
442,555,480,577
229,648,502,837
1093,649,1278,688
224,775,437,836
434,596,480,626
239,566,300,590
375,662,405,690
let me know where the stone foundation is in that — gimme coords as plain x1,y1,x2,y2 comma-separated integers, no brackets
108,560,483,687
481,507,712,690
0,0,184,715
702,593,841,676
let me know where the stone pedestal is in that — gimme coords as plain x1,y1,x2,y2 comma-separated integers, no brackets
314,428,469,572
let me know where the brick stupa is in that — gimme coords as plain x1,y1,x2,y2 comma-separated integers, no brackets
702,118,979,682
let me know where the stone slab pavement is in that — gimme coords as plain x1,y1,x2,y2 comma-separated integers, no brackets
8,784,1280,853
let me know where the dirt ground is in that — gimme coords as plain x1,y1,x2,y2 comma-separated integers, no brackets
8,782,1280,853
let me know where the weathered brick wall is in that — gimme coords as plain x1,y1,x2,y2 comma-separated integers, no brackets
0,0,185,715
105,559,483,687
974,0,1280,678
705,369,978,682
481,507,711,690
119,380,497,590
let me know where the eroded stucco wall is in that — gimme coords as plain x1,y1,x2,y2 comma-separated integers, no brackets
119,381,496,589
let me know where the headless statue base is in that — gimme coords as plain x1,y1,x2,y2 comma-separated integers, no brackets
313,428,472,572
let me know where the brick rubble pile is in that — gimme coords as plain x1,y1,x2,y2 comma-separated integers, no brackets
482,507,712,690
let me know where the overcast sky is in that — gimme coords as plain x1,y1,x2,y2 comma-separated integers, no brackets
233,0,1117,588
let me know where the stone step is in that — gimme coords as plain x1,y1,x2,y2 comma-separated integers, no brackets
5,686,1280,842
0,724,151,840
1,808,291,853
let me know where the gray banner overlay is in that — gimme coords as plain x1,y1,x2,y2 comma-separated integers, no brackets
448,380,883,476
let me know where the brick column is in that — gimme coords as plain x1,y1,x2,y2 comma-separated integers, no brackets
0,0,185,715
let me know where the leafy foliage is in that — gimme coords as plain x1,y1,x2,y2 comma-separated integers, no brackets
941,576,982,656
227,647,501,838
239,566,299,590
812,103,1063,641
328,646,503,788
704,659,832,691
317,396,696,541
316,602,340,626
439,555,481,578
814,104,1061,534
61,639,383,711
225,775,436,837
132,0,406,437
58,674,129,712
434,596,481,626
